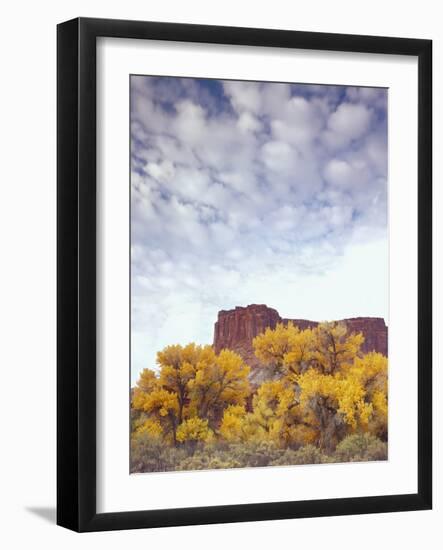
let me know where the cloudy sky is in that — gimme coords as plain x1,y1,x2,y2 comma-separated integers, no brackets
130,76,388,385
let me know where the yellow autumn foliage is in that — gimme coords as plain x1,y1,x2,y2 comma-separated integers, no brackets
135,418,163,439
253,322,302,376
136,368,159,393
314,322,364,373
219,405,248,442
176,417,213,443
131,324,388,460
188,348,250,423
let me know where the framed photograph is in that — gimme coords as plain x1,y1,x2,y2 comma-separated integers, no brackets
57,17,432,532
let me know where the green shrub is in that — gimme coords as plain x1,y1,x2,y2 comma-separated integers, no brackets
175,441,284,470
131,432,387,473
177,452,242,471
271,445,330,466
130,434,187,472
227,441,284,468
333,433,387,463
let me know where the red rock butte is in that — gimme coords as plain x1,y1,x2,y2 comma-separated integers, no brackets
213,304,388,371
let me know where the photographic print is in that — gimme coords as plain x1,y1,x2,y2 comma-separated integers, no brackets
130,75,388,474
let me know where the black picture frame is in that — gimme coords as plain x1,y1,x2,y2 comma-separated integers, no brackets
57,17,432,532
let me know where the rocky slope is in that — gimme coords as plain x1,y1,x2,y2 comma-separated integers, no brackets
213,304,388,381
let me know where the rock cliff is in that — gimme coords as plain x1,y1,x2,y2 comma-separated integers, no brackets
213,304,387,379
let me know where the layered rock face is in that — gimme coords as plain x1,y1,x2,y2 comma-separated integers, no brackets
213,304,388,375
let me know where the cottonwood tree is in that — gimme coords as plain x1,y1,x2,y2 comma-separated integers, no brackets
219,380,317,449
133,387,180,444
311,322,364,374
188,348,250,428
252,322,386,452
132,343,250,444
253,322,304,377
157,343,206,424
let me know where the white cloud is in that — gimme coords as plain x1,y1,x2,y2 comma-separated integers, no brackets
271,96,324,150
261,140,298,174
237,111,262,133
223,80,262,114
323,102,373,150
145,159,175,182
324,159,354,188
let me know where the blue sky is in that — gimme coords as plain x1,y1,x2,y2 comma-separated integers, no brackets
130,76,388,384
